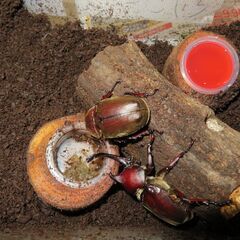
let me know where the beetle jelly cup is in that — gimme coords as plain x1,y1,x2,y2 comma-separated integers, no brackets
27,113,119,210
180,36,239,94
163,31,240,110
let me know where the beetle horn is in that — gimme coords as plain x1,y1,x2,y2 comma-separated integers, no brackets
109,172,123,183
86,153,131,166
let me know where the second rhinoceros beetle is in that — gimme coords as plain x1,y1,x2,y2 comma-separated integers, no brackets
85,81,158,140
87,134,230,226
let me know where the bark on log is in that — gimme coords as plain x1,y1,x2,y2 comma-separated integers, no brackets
76,41,240,203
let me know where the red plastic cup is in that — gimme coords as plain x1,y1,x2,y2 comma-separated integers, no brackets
180,36,239,94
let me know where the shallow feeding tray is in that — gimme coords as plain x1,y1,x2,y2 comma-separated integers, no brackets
27,113,119,210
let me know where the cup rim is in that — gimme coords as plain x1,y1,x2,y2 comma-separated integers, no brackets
46,123,114,189
180,36,239,95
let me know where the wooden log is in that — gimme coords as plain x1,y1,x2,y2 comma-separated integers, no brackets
76,41,240,205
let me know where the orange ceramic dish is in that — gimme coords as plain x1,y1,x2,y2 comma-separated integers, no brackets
27,113,119,210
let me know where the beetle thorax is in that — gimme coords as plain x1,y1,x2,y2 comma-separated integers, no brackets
147,176,171,192
119,166,146,194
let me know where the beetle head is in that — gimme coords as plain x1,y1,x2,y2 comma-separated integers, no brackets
87,153,146,195
85,106,101,138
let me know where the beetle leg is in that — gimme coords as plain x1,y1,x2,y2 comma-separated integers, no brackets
157,139,195,178
101,80,122,99
174,188,186,199
124,89,159,98
112,130,150,145
146,133,155,176
114,129,162,145
126,129,153,141
86,152,132,167
181,197,231,208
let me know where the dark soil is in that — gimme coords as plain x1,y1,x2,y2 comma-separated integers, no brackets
204,22,240,130
0,0,240,239
137,40,173,73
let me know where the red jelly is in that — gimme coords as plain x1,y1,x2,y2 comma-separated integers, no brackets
181,36,239,94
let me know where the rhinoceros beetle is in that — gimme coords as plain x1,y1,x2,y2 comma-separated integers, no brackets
85,81,158,141
87,134,230,226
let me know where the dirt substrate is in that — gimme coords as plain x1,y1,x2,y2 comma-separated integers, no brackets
1,1,240,239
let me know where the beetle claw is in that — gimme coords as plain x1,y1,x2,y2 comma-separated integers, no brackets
101,80,122,99
148,128,163,138
184,138,195,154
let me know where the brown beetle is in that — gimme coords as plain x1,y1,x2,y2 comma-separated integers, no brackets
87,135,230,226
85,81,157,140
